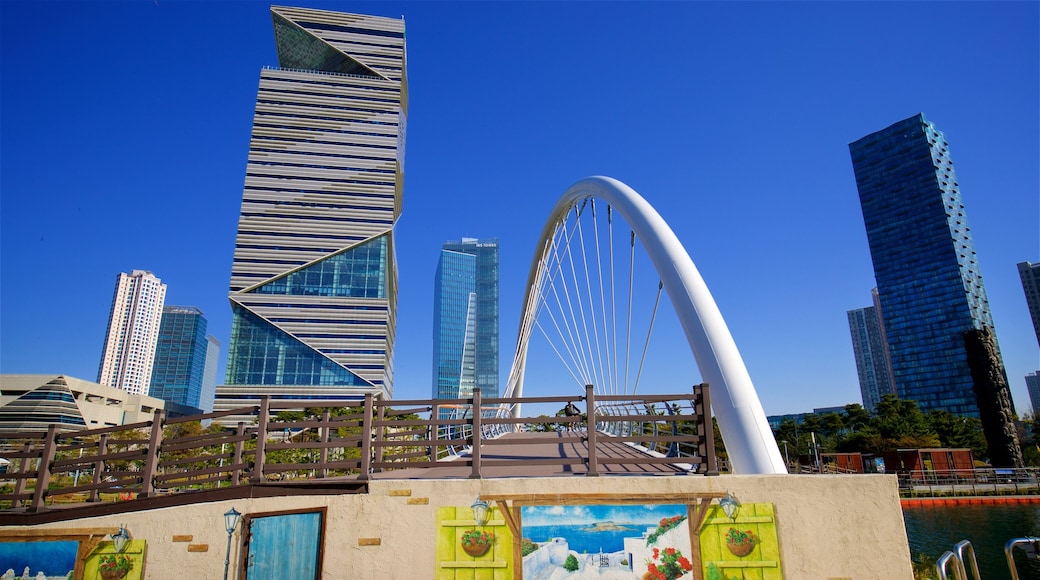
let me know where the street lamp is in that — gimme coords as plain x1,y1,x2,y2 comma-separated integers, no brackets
471,496,490,527
223,507,241,580
720,493,741,521
112,524,131,553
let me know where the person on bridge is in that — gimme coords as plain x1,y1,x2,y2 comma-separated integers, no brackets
563,401,582,431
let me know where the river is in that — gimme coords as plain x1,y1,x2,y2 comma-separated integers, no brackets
903,503,1040,580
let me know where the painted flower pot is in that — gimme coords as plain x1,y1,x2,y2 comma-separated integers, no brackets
726,540,755,557
462,542,490,557
100,570,128,580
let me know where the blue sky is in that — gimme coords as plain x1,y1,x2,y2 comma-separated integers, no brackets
1,1,1037,417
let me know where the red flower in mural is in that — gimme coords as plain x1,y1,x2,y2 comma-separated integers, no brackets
646,546,692,579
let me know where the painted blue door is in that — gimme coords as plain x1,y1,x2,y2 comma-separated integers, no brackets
244,511,322,580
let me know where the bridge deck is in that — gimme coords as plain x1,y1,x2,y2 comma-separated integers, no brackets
370,430,693,479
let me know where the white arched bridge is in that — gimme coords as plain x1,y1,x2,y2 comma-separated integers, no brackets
497,176,786,475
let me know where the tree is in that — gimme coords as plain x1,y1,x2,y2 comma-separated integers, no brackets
927,410,987,457
871,395,938,451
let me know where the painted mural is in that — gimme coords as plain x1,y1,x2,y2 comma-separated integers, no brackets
435,505,514,580
521,504,694,579
699,504,782,580
82,540,146,580
0,540,77,579
435,500,782,580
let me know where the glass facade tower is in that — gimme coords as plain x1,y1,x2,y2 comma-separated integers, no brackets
150,306,218,413
1017,261,1040,348
433,239,499,416
847,289,896,413
850,113,1001,417
215,6,407,413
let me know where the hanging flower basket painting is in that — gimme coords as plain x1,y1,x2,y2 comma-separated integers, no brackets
460,529,494,557
98,554,134,579
725,528,757,557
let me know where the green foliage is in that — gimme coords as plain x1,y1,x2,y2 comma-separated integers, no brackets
928,411,987,456
460,529,494,547
911,552,937,580
520,538,538,557
646,515,686,545
771,395,1006,459
1022,444,1040,467
563,554,580,572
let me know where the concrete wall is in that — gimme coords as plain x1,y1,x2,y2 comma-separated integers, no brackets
7,474,913,579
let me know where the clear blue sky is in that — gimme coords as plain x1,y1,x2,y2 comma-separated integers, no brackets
1,1,1037,417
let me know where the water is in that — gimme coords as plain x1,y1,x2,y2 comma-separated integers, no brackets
903,503,1040,580
523,523,641,555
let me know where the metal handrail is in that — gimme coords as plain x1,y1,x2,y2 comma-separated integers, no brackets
1005,537,1040,580
954,540,981,580
936,550,967,580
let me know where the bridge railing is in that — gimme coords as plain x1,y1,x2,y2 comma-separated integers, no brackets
0,384,715,512
898,467,1040,497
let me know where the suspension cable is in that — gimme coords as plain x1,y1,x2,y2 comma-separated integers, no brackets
632,280,664,394
624,230,635,395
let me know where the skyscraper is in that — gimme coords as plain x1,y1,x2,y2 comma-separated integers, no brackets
97,270,167,395
1017,261,1040,348
1026,372,1040,416
850,114,1003,417
149,306,219,413
433,239,499,415
215,7,407,413
847,289,896,413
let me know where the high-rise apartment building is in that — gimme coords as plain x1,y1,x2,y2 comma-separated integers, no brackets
850,113,1003,417
149,306,219,413
215,6,407,413
1017,261,1040,348
433,239,499,415
97,270,167,395
847,289,896,413
1026,372,1040,416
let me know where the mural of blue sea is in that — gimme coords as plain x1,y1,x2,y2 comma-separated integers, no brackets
521,504,686,555
0,540,77,578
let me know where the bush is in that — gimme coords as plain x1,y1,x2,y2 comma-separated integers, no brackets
520,538,538,557
563,554,579,572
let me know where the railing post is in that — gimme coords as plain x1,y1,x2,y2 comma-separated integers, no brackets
358,394,374,481
318,410,330,479
89,433,109,502
29,424,60,512
584,384,599,477
430,403,441,463
696,383,719,476
470,389,482,479
252,397,270,484
374,402,385,472
138,409,164,497
12,441,32,508
232,422,245,486
12,442,33,507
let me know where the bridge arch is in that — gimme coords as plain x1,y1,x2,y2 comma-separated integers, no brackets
504,176,787,475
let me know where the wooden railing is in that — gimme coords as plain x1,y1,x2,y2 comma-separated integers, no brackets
0,384,715,512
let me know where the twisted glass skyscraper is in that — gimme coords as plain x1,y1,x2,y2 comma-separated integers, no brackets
216,6,407,412
850,114,1001,417
433,239,499,415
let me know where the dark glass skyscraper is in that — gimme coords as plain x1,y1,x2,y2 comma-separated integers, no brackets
1018,261,1040,348
150,306,218,413
850,113,1001,417
432,239,499,415
215,7,407,414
